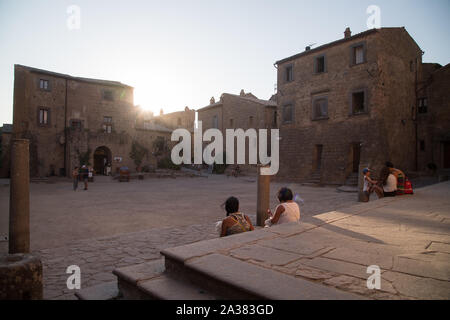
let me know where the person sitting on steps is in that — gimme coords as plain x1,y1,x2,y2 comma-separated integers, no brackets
220,197,254,237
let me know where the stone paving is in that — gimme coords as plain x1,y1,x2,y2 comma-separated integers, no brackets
161,181,450,300
36,223,219,300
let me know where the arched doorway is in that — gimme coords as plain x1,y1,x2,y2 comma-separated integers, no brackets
94,146,112,175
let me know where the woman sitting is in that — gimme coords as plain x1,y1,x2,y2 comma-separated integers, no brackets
379,166,397,197
266,188,300,226
220,197,254,237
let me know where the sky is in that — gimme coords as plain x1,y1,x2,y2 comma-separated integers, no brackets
0,0,449,125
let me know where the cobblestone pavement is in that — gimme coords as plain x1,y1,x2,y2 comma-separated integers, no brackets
35,222,220,300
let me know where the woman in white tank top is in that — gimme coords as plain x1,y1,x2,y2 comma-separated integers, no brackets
266,188,300,226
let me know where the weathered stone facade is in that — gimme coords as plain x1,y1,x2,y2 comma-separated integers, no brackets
197,90,277,165
416,63,450,173
0,124,12,178
274,27,448,184
12,65,175,177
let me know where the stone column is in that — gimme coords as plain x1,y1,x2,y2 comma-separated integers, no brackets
1,138,42,300
257,165,270,227
9,139,30,254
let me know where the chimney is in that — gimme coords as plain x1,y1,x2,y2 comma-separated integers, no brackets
344,27,352,39
240,89,245,97
305,46,311,51
210,97,215,105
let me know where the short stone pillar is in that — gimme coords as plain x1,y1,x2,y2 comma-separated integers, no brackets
1,139,43,300
0,254,43,300
257,165,271,227
358,163,369,202
9,139,30,254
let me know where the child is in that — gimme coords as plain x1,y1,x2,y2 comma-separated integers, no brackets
362,168,383,202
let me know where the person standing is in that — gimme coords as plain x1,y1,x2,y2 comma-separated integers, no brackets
362,168,383,202
81,165,89,190
72,166,79,191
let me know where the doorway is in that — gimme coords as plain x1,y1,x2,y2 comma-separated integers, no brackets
352,143,361,173
443,142,450,169
314,145,323,171
94,146,112,175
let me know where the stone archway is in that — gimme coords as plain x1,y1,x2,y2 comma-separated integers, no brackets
93,146,112,175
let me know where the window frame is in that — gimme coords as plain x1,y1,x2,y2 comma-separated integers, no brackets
37,107,51,127
38,78,51,92
311,96,329,121
284,64,294,83
349,88,369,116
418,97,428,114
102,90,114,101
314,54,327,74
350,41,367,66
282,103,294,124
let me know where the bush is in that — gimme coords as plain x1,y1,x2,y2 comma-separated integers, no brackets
158,157,181,171
213,163,228,174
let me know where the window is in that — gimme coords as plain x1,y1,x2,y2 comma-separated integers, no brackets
418,98,428,114
71,120,82,129
39,79,50,91
351,43,366,66
212,115,218,129
351,90,367,115
103,124,112,133
285,65,293,82
38,108,50,126
273,111,278,127
229,119,234,127
315,56,326,73
104,116,112,123
103,90,114,101
282,104,294,124
249,116,254,127
420,140,425,151
312,97,328,120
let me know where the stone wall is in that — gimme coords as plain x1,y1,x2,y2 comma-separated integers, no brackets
12,65,172,177
275,28,423,183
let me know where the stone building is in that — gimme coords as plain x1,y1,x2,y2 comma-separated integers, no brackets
274,27,449,184
0,124,12,178
197,90,277,165
12,65,175,178
154,107,196,131
416,63,450,174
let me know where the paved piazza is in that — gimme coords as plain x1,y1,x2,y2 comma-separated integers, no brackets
0,174,357,299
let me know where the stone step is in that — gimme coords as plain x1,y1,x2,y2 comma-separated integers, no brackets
138,275,219,300
75,281,120,300
113,259,166,300
161,251,363,300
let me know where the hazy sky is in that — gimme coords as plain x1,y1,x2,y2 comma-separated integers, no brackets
0,0,449,125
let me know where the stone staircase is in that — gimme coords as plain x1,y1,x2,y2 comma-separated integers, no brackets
305,171,321,185
344,172,359,186
76,237,362,300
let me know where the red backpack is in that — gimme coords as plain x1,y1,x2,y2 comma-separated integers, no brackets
404,177,414,195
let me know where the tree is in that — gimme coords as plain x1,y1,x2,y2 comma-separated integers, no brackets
152,137,168,157
130,141,148,168
76,148,91,166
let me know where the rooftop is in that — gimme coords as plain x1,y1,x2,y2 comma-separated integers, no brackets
275,27,416,65
16,64,133,89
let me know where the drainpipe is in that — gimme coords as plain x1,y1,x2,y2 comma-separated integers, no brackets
64,78,68,177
